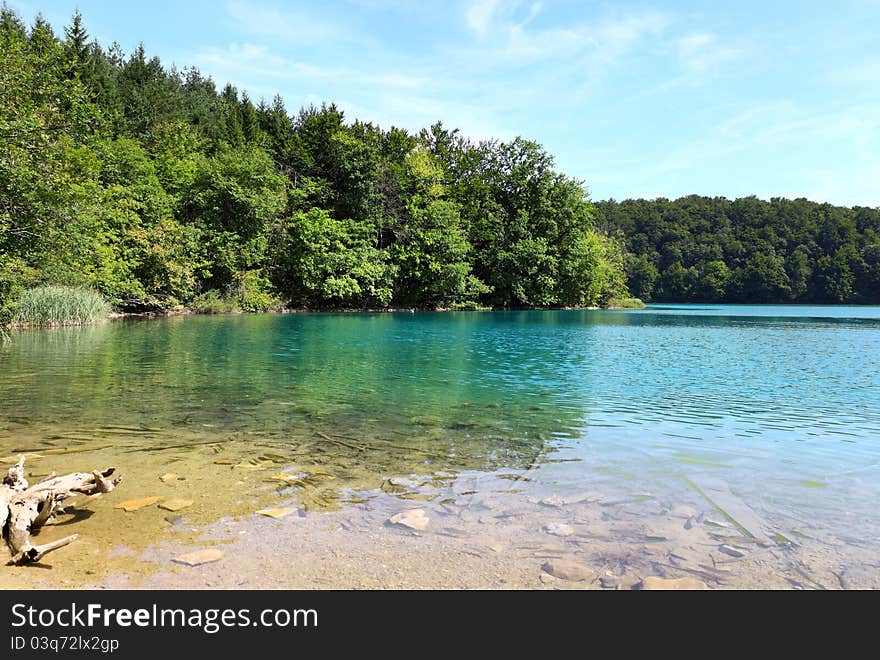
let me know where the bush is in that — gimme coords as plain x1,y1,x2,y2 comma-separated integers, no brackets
13,286,112,326
232,270,281,312
190,290,239,314
605,297,646,309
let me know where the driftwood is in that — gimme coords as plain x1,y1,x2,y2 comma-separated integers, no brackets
1,455,121,565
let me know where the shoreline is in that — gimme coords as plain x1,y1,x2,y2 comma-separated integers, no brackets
2,304,634,329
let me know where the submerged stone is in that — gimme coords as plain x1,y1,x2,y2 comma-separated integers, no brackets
541,560,594,582
158,498,193,512
718,544,749,558
636,576,709,590
172,549,224,566
256,507,298,519
670,505,698,519
389,509,430,531
544,522,574,537
115,496,162,512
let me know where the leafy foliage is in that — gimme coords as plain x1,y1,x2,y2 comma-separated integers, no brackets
597,196,880,303
0,7,665,316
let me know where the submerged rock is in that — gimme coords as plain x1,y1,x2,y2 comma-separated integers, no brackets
600,576,621,589
172,549,224,567
115,496,162,512
636,576,709,590
539,572,558,585
389,509,430,531
670,505,698,519
158,498,193,512
544,522,574,537
718,544,749,558
541,560,595,582
256,507,298,519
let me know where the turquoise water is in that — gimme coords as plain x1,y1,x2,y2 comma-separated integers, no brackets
2,305,880,578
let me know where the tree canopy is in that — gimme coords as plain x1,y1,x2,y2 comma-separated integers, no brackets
596,196,880,303
0,7,628,316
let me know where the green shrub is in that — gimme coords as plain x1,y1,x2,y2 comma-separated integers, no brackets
190,290,239,314
605,297,646,309
13,286,112,326
232,270,281,312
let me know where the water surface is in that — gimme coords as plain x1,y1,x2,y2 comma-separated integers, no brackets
2,305,879,588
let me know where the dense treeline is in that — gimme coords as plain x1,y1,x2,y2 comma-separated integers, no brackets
0,8,629,317
597,196,880,303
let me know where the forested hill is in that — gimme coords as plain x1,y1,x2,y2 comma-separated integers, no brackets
596,196,880,304
0,8,630,316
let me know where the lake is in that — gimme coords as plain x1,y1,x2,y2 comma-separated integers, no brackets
2,305,879,588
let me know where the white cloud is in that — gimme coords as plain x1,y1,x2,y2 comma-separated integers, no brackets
677,32,744,72
224,0,353,44
613,99,880,206
466,0,503,35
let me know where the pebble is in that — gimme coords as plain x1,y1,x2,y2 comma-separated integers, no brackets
541,560,595,582
158,498,193,512
544,523,574,537
114,496,162,512
563,492,603,505
172,549,224,566
636,576,709,590
389,509,430,531
256,507,298,519
718,544,748,558
600,576,621,589
540,495,565,507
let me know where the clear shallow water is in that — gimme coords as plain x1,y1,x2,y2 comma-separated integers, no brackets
2,305,880,587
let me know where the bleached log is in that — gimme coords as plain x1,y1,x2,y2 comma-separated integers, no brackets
1,456,121,565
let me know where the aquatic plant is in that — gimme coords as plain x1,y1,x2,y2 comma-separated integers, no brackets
13,286,111,326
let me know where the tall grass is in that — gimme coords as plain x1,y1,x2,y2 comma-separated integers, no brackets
13,286,111,326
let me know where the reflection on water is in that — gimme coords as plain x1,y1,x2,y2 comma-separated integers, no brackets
1,306,879,588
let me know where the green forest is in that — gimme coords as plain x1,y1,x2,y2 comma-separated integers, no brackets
0,8,630,319
597,197,880,303
1,8,877,322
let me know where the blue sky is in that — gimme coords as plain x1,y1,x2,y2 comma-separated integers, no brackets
9,0,880,206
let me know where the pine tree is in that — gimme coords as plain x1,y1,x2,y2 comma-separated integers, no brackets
240,91,260,143
63,8,89,66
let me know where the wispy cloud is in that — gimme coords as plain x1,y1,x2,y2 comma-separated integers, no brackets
677,32,745,73
465,0,503,36
616,99,880,205
224,0,356,45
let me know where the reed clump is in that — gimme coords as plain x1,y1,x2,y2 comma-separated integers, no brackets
13,286,111,326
